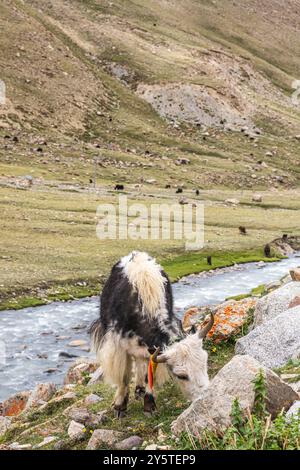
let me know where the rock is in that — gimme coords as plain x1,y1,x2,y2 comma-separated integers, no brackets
254,282,300,326
225,198,239,205
115,435,143,450
288,296,300,309
25,383,56,410
64,358,97,385
87,367,103,385
179,197,189,205
207,298,256,343
145,444,158,450
235,305,300,368
0,416,11,437
252,193,262,203
290,381,300,393
67,420,85,439
145,178,156,184
86,429,124,450
290,268,300,282
84,393,102,406
182,307,202,330
286,401,300,423
64,407,91,424
175,158,190,165
59,352,78,359
172,355,298,436
265,280,282,291
9,442,32,450
183,299,256,343
35,436,57,449
68,340,88,347
1,391,31,416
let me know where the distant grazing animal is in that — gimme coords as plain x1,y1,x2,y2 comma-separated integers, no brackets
165,184,171,189
89,252,214,417
282,234,288,241
195,189,200,196
239,226,247,235
264,244,271,258
114,184,124,191
176,188,183,194
207,255,212,266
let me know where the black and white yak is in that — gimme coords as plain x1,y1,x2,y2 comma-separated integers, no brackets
89,251,214,417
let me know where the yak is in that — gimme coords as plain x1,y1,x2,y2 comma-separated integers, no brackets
89,251,214,417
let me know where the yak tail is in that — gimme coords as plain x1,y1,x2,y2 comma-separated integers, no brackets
89,318,105,356
123,252,166,318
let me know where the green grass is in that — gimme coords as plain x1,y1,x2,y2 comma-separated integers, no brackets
162,250,280,281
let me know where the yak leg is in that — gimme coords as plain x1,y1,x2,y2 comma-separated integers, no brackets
113,353,132,418
134,358,147,399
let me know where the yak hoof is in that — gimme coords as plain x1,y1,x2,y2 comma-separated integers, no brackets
114,408,126,419
135,385,146,400
144,393,156,415
113,393,128,419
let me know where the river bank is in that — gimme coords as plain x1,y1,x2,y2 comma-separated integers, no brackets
0,248,281,311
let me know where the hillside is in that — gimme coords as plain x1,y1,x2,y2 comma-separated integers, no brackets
1,0,300,190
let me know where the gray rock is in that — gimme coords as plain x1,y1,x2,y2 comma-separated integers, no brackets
34,436,58,449
254,282,300,326
65,407,91,424
115,435,143,450
84,393,102,405
286,401,300,423
67,420,85,439
171,355,298,436
225,198,239,205
86,429,123,450
88,367,103,385
25,383,56,410
236,306,300,368
9,442,32,450
0,416,11,438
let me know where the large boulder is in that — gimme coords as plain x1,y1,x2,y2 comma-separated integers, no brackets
254,281,300,326
182,299,256,343
172,355,298,436
236,305,300,368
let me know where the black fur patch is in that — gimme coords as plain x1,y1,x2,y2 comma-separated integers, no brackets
89,259,183,351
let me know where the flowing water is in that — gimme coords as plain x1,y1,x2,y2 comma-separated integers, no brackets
0,255,299,401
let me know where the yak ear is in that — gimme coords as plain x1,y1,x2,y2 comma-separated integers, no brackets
188,324,197,335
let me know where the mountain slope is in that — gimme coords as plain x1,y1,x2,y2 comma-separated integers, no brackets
0,0,300,189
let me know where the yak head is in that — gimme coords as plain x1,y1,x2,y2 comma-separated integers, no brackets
152,313,214,400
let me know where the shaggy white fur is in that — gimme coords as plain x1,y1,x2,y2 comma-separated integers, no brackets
121,251,167,318
162,333,209,400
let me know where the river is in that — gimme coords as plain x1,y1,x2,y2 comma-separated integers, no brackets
0,254,299,401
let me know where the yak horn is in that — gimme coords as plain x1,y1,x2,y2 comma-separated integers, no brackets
198,312,215,339
152,347,168,364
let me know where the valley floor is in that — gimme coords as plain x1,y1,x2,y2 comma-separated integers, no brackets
0,181,299,310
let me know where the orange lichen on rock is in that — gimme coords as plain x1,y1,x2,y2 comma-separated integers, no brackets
1,391,30,417
206,298,257,342
182,298,257,343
